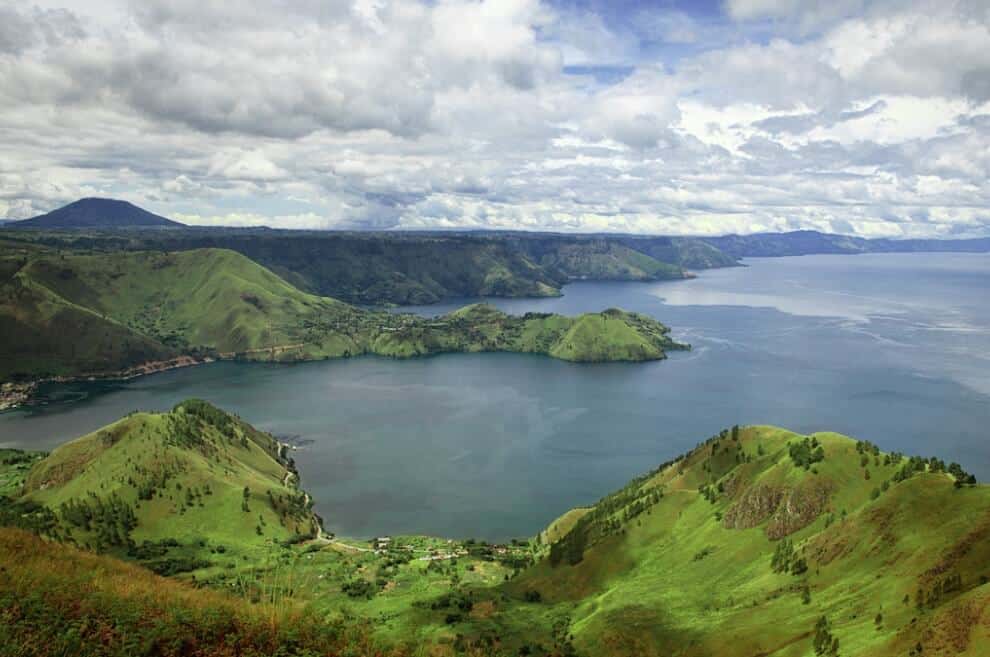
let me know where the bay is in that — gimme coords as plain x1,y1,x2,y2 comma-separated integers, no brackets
2,253,988,540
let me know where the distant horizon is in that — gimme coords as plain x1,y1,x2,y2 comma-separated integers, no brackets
3,2,989,238
6,196,990,243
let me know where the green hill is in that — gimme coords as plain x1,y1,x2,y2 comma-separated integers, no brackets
513,237,686,281
0,248,686,385
0,224,742,305
510,426,988,657
0,247,354,380
374,304,686,362
19,400,319,565
0,413,987,656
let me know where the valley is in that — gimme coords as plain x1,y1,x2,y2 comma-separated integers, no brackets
0,406,985,656
1,202,989,656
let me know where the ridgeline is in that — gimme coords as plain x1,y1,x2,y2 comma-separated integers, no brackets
0,410,985,656
0,245,686,391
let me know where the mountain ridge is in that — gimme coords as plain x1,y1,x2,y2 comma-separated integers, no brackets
0,415,985,656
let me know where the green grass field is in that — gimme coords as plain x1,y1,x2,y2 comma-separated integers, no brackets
1,410,985,656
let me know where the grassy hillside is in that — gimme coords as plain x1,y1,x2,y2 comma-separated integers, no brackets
375,304,686,362
511,426,988,657
511,237,686,281
16,248,355,354
0,416,986,656
18,400,319,565
0,227,739,305
0,247,357,380
0,527,386,657
0,247,685,384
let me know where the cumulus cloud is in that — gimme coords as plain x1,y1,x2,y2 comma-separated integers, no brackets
1,0,988,237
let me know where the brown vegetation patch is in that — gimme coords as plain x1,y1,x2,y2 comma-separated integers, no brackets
922,511,990,582
0,527,393,657
863,507,898,556
724,478,833,539
469,599,496,620
910,594,988,656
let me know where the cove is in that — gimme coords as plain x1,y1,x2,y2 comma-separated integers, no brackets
2,253,989,540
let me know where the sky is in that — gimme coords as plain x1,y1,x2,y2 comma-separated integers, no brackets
1,0,989,237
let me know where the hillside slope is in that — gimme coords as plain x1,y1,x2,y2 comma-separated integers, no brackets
375,304,686,362
19,400,319,563
0,527,375,657
510,237,687,281
0,220,739,305
0,247,686,383
0,248,352,380
11,198,184,229
0,418,986,656
704,230,990,258
514,425,988,657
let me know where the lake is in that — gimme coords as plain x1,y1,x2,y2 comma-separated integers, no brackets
2,253,988,540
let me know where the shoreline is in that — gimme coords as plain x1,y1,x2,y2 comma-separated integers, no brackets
0,355,214,412
1,330,686,412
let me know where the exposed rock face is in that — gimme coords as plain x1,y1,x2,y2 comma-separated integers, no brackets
765,481,833,539
723,484,784,530
723,480,832,539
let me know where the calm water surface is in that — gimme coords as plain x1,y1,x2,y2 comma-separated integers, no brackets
2,253,988,539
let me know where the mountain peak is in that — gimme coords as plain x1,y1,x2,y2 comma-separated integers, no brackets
10,197,184,229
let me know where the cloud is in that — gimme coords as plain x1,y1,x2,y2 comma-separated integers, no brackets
1,0,989,238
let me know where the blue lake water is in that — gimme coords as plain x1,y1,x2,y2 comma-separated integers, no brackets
2,253,988,540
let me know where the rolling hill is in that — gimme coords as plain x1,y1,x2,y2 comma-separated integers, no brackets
9,198,184,229
0,416,985,656
0,246,686,384
0,198,741,305
510,425,988,657
19,399,319,561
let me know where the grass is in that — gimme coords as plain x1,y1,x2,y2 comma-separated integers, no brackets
1,228,739,306
508,425,990,656
0,527,399,657
0,248,686,383
4,409,986,656
20,400,319,565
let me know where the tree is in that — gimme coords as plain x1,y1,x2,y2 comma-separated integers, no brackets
813,616,840,657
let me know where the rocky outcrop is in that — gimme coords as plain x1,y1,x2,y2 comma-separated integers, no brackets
723,484,784,530
765,480,833,539
723,479,833,539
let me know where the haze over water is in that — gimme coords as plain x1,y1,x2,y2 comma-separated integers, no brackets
2,253,988,540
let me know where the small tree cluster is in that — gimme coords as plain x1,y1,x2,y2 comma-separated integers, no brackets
813,616,840,656
789,437,825,469
771,537,807,575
